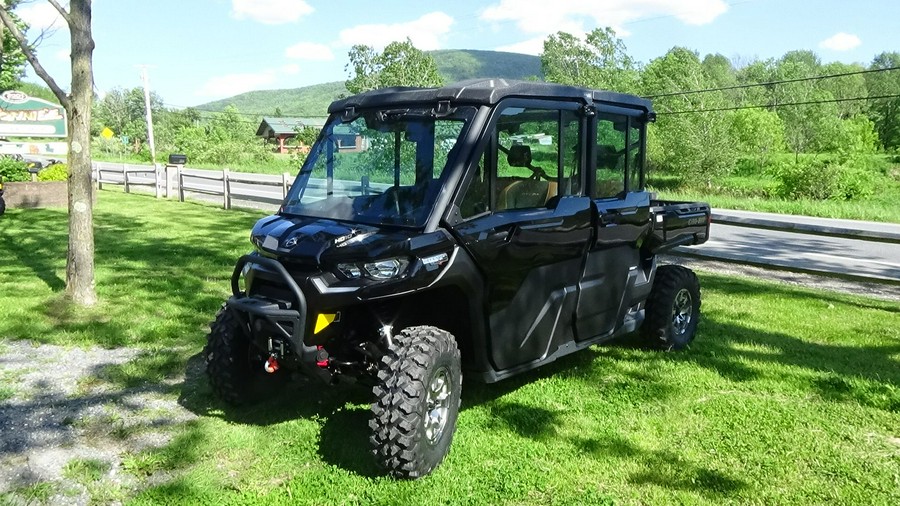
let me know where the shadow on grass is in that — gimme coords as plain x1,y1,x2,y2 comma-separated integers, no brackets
0,193,265,349
574,435,748,498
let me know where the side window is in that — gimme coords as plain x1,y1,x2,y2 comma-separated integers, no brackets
495,107,562,210
459,105,582,218
459,151,488,219
627,122,643,192
594,114,626,198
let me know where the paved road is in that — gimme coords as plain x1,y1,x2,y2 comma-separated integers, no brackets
678,221,900,283
102,168,900,284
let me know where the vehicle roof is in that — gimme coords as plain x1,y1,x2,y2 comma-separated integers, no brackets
327,79,653,115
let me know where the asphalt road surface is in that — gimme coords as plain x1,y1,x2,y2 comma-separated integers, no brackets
679,221,900,283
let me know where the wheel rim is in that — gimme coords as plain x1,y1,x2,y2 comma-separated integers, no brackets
424,366,452,445
671,288,693,335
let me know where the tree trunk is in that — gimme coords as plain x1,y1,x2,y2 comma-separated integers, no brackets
65,0,97,305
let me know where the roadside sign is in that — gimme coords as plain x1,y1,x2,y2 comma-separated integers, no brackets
0,90,67,138
100,127,114,139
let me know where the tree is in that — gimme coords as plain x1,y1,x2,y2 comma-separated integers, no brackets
540,28,638,92
729,108,786,159
641,47,737,186
0,1,27,88
770,51,843,154
93,86,164,153
345,38,443,94
865,52,900,150
0,0,97,306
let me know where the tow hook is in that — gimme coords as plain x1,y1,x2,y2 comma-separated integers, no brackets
316,345,329,368
264,354,280,373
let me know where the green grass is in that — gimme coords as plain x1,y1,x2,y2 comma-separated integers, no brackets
63,458,110,484
1,191,898,505
648,154,900,222
93,152,300,176
658,189,900,222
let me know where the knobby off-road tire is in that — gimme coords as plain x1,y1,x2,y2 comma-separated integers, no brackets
206,306,281,405
370,326,462,479
641,265,701,351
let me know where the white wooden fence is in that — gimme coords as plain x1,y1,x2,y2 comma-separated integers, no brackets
91,161,294,210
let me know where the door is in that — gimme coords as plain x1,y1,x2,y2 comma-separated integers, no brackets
575,112,652,340
453,102,593,371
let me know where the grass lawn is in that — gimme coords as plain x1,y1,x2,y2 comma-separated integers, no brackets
1,191,898,505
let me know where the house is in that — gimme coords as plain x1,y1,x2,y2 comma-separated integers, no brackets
255,117,327,154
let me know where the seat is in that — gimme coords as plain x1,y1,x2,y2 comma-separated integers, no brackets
498,179,558,209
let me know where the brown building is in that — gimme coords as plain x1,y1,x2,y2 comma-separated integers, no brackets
255,117,327,154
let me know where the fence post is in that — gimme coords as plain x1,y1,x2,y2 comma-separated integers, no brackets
155,163,162,198
123,163,130,193
223,168,230,209
178,166,185,202
165,164,171,198
97,164,103,191
282,172,290,199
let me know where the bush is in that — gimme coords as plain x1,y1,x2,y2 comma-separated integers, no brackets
0,156,31,182
37,163,68,182
769,157,877,200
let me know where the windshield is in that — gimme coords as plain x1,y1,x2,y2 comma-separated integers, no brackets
282,106,476,227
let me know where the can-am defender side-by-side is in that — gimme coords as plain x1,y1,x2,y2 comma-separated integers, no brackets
205,80,711,479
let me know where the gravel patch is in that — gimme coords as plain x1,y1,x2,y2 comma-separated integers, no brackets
0,341,199,504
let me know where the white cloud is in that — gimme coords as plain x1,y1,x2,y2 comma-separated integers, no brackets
482,0,728,49
196,72,278,98
339,12,454,50
17,2,65,30
819,32,861,52
284,42,334,61
495,37,546,56
231,0,314,25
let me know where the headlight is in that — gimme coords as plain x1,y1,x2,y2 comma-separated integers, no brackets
337,257,408,281
365,259,403,280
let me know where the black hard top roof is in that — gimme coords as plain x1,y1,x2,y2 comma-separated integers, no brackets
327,79,653,115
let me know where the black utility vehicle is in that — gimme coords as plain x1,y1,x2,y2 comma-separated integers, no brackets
0,176,5,215
206,79,710,478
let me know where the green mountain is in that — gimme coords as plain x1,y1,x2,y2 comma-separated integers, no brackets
431,49,542,82
196,49,543,118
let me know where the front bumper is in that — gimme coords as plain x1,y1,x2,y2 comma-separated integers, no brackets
227,254,320,365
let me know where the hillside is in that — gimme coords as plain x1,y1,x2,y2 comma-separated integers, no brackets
197,49,543,117
432,49,542,82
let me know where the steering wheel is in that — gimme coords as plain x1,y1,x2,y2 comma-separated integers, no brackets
528,164,552,181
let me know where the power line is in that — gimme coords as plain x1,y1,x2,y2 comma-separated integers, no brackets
657,93,900,115
644,66,900,99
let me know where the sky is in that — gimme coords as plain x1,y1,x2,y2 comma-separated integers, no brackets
13,0,900,110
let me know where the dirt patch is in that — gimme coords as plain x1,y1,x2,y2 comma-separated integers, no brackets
0,341,198,504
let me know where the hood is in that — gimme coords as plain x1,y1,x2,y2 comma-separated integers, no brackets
250,215,423,264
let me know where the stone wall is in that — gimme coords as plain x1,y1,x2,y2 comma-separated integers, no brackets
1,181,95,209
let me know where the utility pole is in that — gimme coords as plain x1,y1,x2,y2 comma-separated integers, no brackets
138,65,156,165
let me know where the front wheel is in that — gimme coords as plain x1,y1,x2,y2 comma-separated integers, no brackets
206,306,282,405
641,265,701,351
370,326,462,479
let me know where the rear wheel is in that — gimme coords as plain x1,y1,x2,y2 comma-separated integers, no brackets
370,326,462,479
641,265,701,350
206,306,281,405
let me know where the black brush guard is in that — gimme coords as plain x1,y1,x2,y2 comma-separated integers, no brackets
227,254,319,364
